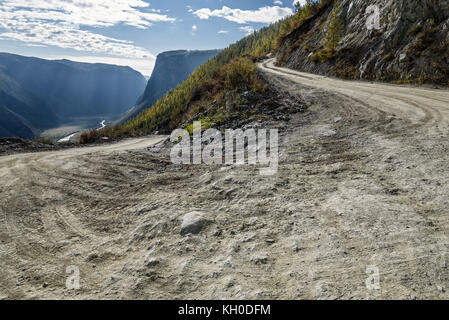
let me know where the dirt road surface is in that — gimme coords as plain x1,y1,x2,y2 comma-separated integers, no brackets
1,60,449,300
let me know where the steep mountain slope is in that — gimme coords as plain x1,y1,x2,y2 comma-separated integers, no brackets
277,0,449,84
87,0,447,143
118,49,220,124
0,53,147,138
0,68,57,139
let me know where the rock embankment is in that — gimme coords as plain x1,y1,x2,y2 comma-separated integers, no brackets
277,0,449,84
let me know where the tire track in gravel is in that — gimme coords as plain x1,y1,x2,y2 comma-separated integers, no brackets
0,136,167,298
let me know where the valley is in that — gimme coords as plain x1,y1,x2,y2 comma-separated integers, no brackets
43,118,109,143
0,53,147,140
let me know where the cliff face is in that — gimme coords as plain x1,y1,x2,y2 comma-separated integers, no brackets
277,0,449,84
118,49,220,124
0,53,147,138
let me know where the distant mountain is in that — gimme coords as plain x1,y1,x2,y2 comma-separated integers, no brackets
0,53,147,138
117,49,220,124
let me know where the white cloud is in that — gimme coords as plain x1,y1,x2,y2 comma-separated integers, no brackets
192,25,197,31
293,0,308,7
0,0,174,59
0,21,154,59
193,6,293,24
274,1,283,5
239,26,255,35
218,30,229,34
0,0,175,29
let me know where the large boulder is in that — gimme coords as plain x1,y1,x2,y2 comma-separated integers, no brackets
180,211,213,236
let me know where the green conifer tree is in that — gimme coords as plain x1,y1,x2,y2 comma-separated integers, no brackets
323,0,343,54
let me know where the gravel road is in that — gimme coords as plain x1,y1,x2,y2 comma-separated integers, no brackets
1,60,449,300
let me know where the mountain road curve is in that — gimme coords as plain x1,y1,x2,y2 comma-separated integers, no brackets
259,58,449,131
1,60,449,299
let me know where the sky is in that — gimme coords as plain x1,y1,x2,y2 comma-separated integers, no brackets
0,0,305,76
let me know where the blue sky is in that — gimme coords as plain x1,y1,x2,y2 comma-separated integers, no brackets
0,1,302,76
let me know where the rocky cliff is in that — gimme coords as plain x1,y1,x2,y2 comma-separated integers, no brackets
277,0,449,84
118,49,220,124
